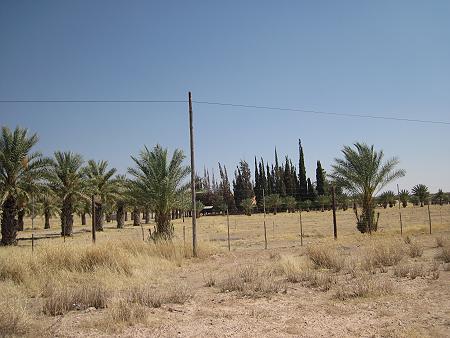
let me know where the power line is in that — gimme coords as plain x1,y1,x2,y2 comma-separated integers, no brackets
0,99,186,103
1,98,449,125
192,100,450,126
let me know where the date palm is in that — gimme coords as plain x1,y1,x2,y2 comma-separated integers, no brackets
330,143,405,233
411,184,429,207
48,151,85,236
114,174,128,229
378,191,395,208
83,160,117,231
37,188,59,229
399,189,410,208
128,145,189,239
0,127,50,245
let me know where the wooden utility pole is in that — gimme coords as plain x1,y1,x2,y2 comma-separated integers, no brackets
331,185,337,240
397,184,403,235
91,195,96,243
227,208,230,251
263,188,267,249
189,92,197,257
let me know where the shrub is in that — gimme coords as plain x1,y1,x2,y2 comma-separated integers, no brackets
407,241,423,258
437,245,450,263
108,299,147,325
435,236,448,248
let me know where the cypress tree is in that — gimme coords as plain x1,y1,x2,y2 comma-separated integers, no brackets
266,163,272,195
233,160,254,212
218,163,236,212
298,139,308,200
316,160,326,196
254,157,263,210
307,178,316,201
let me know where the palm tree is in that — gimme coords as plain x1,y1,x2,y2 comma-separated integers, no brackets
75,198,91,226
378,191,395,208
284,196,297,213
48,151,85,236
37,188,59,229
114,174,128,229
399,189,409,208
412,184,429,207
266,194,281,214
83,160,117,231
434,189,445,206
0,127,50,245
128,145,189,239
240,198,254,216
330,143,405,233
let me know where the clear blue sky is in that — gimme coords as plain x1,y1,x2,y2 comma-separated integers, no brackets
1,1,449,192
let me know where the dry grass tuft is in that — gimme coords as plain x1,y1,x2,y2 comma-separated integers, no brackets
334,274,394,300
435,236,448,248
0,256,27,284
0,300,32,336
306,244,344,272
407,240,423,258
219,266,284,297
43,283,109,316
436,244,450,263
363,239,405,270
393,263,438,279
108,299,148,325
203,272,216,287
128,283,191,308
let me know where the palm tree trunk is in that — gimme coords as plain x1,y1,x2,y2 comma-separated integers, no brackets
144,208,150,224
44,210,51,229
133,207,140,226
155,211,173,238
95,204,103,231
61,199,73,236
81,213,86,225
1,195,18,245
17,209,25,231
116,203,125,229
124,211,128,221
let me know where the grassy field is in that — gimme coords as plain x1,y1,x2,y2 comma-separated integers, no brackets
1,204,450,337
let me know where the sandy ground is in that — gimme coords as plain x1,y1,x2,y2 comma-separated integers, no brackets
9,205,450,337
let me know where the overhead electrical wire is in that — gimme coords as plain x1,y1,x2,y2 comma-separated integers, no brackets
0,98,448,126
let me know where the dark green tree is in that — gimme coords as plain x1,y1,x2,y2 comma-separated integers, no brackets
315,160,326,196
233,160,254,212
298,139,308,200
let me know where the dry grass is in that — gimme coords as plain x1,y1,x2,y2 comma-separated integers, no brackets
108,298,148,325
436,245,450,263
333,274,394,300
363,239,405,270
407,240,424,258
219,265,284,297
128,283,192,308
393,263,439,280
43,283,109,316
305,244,345,272
435,236,448,248
0,256,27,284
0,300,32,337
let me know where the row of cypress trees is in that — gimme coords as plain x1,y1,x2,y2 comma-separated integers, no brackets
196,139,329,214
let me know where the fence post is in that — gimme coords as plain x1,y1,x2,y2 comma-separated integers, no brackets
397,184,403,235
263,189,267,250
428,203,432,234
227,208,230,251
299,209,303,246
332,186,337,240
